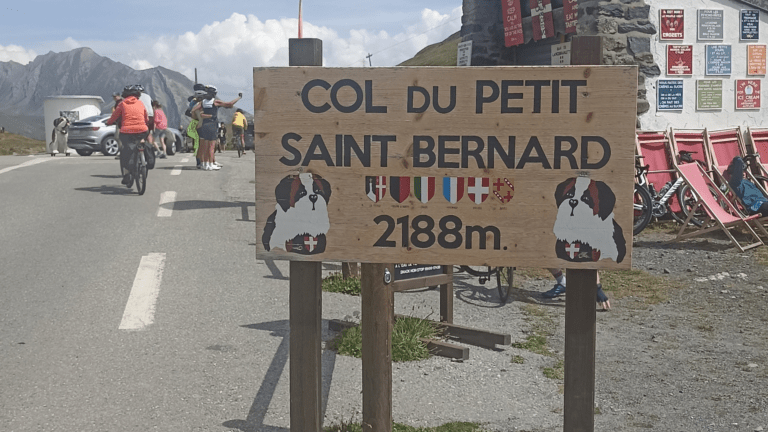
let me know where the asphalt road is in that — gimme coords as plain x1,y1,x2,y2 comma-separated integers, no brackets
0,150,300,432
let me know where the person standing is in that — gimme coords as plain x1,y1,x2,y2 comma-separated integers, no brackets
111,92,123,159
191,86,241,171
152,100,168,158
217,122,227,152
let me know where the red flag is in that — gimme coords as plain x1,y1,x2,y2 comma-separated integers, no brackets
502,0,524,47
530,0,555,41
563,0,578,34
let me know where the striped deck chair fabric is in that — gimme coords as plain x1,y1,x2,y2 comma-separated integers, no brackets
636,130,681,212
674,162,767,252
669,128,712,170
706,127,747,177
746,126,768,182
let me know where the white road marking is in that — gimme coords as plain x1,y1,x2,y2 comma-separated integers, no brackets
0,158,52,175
119,253,166,331
157,191,177,217
171,165,182,176
181,158,190,163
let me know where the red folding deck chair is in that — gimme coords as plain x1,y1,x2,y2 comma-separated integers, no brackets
635,130,682,213
745,126,768,184
673,162,768,252
669,128,712,169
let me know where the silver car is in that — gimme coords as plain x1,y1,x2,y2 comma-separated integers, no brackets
67,114,184,156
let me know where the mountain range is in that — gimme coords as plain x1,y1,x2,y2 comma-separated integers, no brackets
0,48,246,141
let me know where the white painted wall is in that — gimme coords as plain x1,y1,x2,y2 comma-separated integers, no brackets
640,0,767,131
43,96,103,142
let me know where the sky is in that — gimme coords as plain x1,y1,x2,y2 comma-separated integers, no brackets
0,1,463,109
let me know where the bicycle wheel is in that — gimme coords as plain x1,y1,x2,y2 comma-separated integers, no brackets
495,267,514,303
633,184,653,235
676,184,705,227
135,151,147,195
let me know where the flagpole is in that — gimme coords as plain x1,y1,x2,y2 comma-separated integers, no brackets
298,0,303,38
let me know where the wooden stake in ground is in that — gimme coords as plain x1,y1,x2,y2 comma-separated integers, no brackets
361,263,393,432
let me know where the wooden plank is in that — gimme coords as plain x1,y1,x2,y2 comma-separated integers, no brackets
289,261,323,432
361,263,392,432
395,314,510,349
563,269,597,432
421,338,469,360
391,274,454,292
253,66,637,269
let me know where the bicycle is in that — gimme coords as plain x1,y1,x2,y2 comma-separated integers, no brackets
455,265,514,304
133,140,148,195
634,151,706,235
231,130,244,158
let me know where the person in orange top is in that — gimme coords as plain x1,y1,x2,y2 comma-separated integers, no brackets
106,85,149,187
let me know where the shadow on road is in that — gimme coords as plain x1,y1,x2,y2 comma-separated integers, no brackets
74,185,136,195
90,174,122,179
173,200,254,214
223,319,337,432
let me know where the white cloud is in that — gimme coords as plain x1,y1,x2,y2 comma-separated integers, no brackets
23,7,462,109
0,44,37,64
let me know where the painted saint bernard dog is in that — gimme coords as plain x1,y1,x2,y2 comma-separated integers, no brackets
262,173,332,255
553,176,626,263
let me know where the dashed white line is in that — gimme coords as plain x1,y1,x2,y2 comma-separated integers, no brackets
0,158,52,175
157,191,177,217
171,165,182,175
119,253,166,331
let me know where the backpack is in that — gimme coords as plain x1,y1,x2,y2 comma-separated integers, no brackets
144,144,156,169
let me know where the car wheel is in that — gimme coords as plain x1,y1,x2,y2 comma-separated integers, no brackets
166,135,177,156
76,149,93,156
101,135,119,156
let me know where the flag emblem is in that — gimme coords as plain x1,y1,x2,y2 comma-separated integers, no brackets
389,176,411,203
413,176,435,203
365,176,387,203
467,177,490,204
492,178,515,204
442,177,465,204
530,0,554,41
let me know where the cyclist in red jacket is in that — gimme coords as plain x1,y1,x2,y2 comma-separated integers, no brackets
106,85,149,186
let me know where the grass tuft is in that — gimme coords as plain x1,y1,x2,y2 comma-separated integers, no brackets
329,316,439,362
322,273,362,296
600,269,682,304
0,132,45,156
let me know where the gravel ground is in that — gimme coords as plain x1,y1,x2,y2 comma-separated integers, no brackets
311,228,768,432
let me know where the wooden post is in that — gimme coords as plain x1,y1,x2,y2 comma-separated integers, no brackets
361,263,393,432
439,266,453,323
288,38,323,432
563,35,603,432
563,269,597,432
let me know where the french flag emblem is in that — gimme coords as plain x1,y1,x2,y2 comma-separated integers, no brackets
442,177,465,204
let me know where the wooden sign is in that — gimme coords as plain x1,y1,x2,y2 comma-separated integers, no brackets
660,9,685,40
658,80,684,111
253,67,637,269
748,45,767,75
697,80,723,110
736,79,761,109
698,9,724,40
706,45,732,76
741,10,760,41
667,45,693,75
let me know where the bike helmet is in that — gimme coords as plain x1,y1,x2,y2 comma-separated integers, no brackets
135,84,145,93
122,85,141,98
205,85,217,97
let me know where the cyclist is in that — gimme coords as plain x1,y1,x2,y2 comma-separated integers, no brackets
231,108,247,152
106,85,148,187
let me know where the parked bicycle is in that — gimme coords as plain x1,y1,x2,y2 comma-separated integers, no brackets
634,151,705,235
455,265,514,304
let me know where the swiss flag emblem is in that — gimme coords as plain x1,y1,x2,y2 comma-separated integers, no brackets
467,177,489,204
365,176,387,203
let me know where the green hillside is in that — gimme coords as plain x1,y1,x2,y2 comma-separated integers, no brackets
398,32,461,66
0,131,46,155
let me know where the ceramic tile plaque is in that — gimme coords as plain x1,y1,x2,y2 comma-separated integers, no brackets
660,9,685,40
748,45,766,75
696,80,723,110
658,80,684,111
741,10,760,41
736,79,761,109
706,45,732,76
667,45,693,75
698,9,724,40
